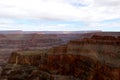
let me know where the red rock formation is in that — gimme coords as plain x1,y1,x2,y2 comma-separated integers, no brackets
7,35,120,80
8,52,42,66
91,35,117,40
39,54,120,80
49,45,67,54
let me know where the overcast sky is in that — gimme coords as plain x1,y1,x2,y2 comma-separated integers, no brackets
0,0,120,31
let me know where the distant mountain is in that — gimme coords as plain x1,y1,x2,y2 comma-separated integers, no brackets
0,30,23,34
0,30,101,34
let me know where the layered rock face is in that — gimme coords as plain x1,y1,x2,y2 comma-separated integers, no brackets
39,35,120,80
0,34,62,50
68,35,120,67
0,35,120,80
0,33,83,65
40,54,120,80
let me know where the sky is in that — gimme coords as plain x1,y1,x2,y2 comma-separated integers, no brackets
0,0,120,31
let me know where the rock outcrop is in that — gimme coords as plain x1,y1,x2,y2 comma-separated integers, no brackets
0,35,120,80
40,54,120,80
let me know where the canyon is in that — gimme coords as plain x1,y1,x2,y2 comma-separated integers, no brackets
0,32,88,65
0,32,119,80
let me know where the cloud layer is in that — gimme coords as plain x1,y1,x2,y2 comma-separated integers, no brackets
0,0,120,31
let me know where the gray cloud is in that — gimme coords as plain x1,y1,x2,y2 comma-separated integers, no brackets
94,0,120,6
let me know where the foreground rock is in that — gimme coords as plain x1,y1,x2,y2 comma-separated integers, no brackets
0,35,120,80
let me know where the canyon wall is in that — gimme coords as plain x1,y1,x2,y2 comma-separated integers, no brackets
0,32,119,65
0,33,83,65
2,35,120,80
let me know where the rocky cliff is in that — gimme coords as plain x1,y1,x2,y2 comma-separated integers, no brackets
0,33,84,65
39,35,120,80
0,35,120,80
